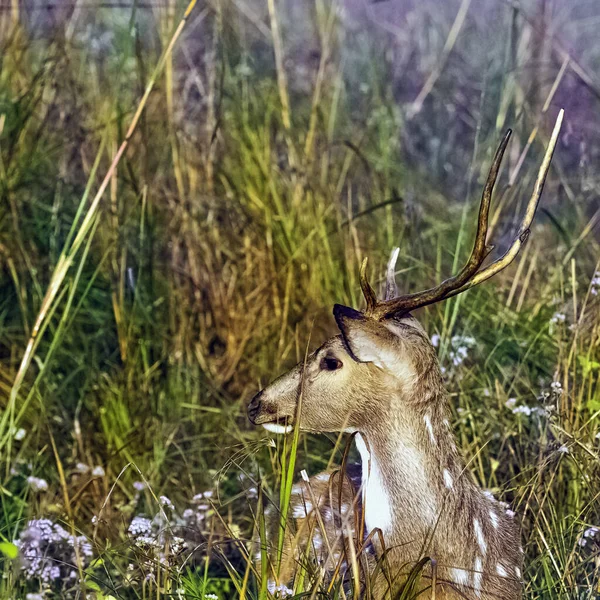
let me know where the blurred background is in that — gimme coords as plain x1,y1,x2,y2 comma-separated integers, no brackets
0,0,599,597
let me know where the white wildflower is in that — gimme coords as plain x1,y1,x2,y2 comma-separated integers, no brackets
128,516,153,537
505,398,517,409
204,595,218,600
431,333,440,347
596,432,600,441
550,312,566,325
14,428,26,441
202,490,214,499
267,582,294,598
583,526,598,538
91,466,105,477
448,335,476,367
557,445,569,454
27,476,48,492
133,481,146,492
550,381,563,394
75,462,90,473
512,405,532,416
160,495,174,510
590,271,600,295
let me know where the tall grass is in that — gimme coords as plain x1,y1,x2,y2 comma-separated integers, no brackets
0,0,599,598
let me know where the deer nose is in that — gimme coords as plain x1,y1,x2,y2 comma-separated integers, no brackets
247,390,264,423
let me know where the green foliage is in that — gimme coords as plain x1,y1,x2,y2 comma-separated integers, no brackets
0,1,599,599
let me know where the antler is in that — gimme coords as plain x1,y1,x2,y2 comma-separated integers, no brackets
362,109,564,321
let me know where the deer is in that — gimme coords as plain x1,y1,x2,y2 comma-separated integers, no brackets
247,111,563,599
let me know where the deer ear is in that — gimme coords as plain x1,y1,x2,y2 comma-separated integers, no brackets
333,304,400,370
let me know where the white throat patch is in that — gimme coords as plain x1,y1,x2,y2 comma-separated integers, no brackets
355,433,393,537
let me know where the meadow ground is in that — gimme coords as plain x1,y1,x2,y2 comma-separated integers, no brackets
0,0,599,598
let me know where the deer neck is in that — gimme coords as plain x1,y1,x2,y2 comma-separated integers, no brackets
354,382,470,551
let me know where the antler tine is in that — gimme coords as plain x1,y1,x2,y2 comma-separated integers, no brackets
444,109,564,299
385,247,400,300
359,257,378,315
369,129,512,320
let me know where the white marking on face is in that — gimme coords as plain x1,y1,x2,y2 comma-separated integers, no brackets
473,518,487,554
424,414,436,444
443,469,453,489
355,433,393,536
473,556,483,597
515,566,521,578
496,563,507,577
489,510,499,529
262,423,293,434
450,567,470,586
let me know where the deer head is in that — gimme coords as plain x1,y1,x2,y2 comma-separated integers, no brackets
247,113,563,438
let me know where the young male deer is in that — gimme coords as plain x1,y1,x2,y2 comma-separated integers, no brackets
248,113,563,599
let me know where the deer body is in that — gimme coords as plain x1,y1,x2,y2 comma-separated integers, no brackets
252,320,522,599
248,116,563,599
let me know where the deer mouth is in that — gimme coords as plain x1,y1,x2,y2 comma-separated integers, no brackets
262,421,293,434
256,414,293,434
251,411,294,434
247,390,294,432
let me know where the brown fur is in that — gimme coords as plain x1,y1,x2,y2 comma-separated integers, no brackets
249,310,522,599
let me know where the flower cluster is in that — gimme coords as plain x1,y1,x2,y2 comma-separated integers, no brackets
448,335,476,367
125,489,216,582
14,518,93,589
577,526,599,547
26,477,49,493
590,271,600,296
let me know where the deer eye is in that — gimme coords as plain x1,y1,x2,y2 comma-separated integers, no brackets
320,356,343,371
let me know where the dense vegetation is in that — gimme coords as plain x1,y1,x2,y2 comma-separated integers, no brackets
0,0,599,598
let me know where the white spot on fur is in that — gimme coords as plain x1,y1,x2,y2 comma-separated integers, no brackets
473,518,487,554
292,501,313,518
312,532,322,550
443,469,453,489
489,510,499,529
450,567,470,586
423,414,436,444
496,563,507,577
515,566,521,578
355,433,393,536
473,556,483,597
506,509,516,518
262,423,293,434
